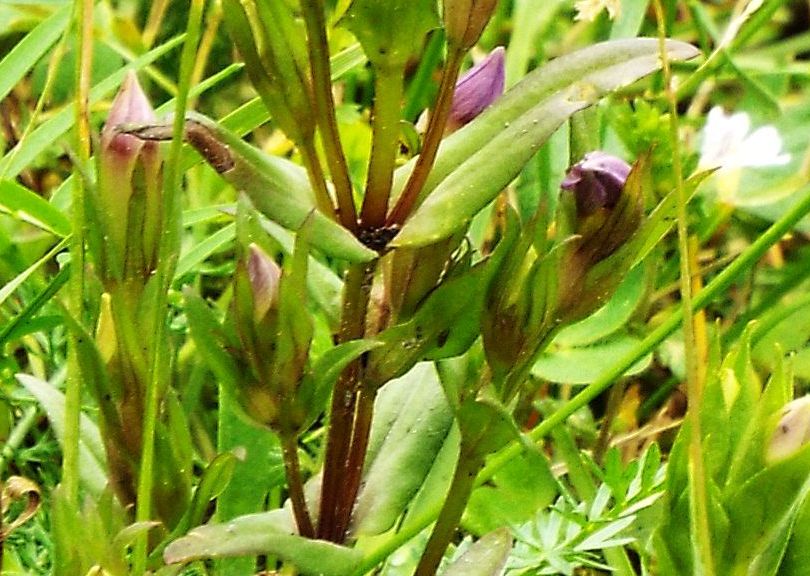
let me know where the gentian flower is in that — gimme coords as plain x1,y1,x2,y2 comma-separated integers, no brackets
447,47,505,132
561,151,631,216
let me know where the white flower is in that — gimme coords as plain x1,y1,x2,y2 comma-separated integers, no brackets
699,106,790,171
574,0,621,22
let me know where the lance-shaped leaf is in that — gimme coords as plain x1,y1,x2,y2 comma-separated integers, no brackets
123,113,375,262
351,363,455,536
343,0,439,70
391,38,699,247
163,509,362,576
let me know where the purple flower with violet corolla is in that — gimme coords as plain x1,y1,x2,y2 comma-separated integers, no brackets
561,151,631,216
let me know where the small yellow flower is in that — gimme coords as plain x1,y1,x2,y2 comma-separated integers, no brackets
574,0,621,21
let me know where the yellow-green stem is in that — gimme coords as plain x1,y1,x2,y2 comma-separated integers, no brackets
360,67,404,228
300,137,341,220
64,0,93,506
387,48,465,226
653,1,714,574
300,0,358,232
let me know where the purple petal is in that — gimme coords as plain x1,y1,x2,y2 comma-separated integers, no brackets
448,47,505,129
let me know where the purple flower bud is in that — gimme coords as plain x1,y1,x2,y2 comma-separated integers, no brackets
447,47,505,132
247,243,282,322
561,151,631,216
102,71,157,160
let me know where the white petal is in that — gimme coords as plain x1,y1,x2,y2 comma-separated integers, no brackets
738,126,791,167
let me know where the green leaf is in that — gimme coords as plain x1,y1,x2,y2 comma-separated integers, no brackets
0,4,71,104
174,222,236,279
0,179,70,236
392,38,699,247
15,374,107,496
443,528,512,576
163,510,362,576
352,363,455,536
464,449,556,536
134,113,375,262
532,335,652,385
343,0,439,70
553,264,646,347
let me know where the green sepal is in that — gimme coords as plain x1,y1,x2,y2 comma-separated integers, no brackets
183,287,239,387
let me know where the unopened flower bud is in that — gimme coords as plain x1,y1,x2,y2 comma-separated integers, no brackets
443,0,499,50
447,47,505,132
96,71,163,283
561,151,631,217
102,71,158,159
248,244,282,322
557,151,641,323
767,396,810,463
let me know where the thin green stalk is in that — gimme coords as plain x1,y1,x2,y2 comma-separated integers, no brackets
675,0,782,99
300,0,358,232
413,450,484,576
318,262,374,542
64,0,93,506
281,435,315,538
360,67,404,228
654,2,714,574
387,48,465,227
133,0,204,572
0,407,38,478
355,138,810,576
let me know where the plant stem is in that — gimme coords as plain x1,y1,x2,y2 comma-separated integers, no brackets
654,2,714,574
64,0,93,507
133,0,203,572
360,66,404,228
387,48,464,226
414,449,483,576
334,382,376,538
300,0,358,232
318,262,374,542
281,435,315,538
